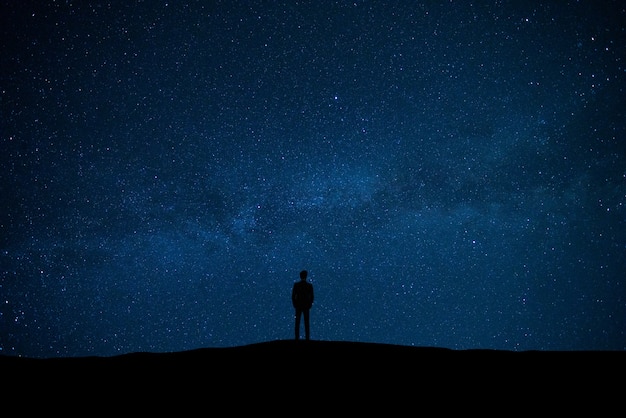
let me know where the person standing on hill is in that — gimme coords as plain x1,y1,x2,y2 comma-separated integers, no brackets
292,270,314,341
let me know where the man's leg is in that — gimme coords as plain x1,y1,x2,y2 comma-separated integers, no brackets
303,309,310,340
295,309,301,340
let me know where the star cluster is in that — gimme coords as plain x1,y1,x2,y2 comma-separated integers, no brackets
1,1,624,357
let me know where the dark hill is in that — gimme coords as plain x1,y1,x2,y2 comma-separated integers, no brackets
1,340,621,410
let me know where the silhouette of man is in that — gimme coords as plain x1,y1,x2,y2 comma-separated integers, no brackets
292,269,314,341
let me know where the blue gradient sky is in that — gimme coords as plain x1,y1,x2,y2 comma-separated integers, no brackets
1,1,624,357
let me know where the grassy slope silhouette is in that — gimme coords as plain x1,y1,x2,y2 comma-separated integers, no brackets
2,339,617,375
1,339,621,411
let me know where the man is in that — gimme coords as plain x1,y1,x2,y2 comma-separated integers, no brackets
292,270,314,341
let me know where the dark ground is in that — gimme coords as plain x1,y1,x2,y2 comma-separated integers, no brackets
2,340,621,411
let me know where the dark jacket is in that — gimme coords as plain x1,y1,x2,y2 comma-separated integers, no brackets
292,280,314,310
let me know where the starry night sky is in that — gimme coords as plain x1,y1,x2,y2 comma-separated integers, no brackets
1,1,625,357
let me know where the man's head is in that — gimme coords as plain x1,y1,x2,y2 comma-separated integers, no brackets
300,270,308,280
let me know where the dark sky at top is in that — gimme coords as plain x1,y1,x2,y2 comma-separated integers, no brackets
1,1,624,357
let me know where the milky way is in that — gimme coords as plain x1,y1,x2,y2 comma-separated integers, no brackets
1,1,624,357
